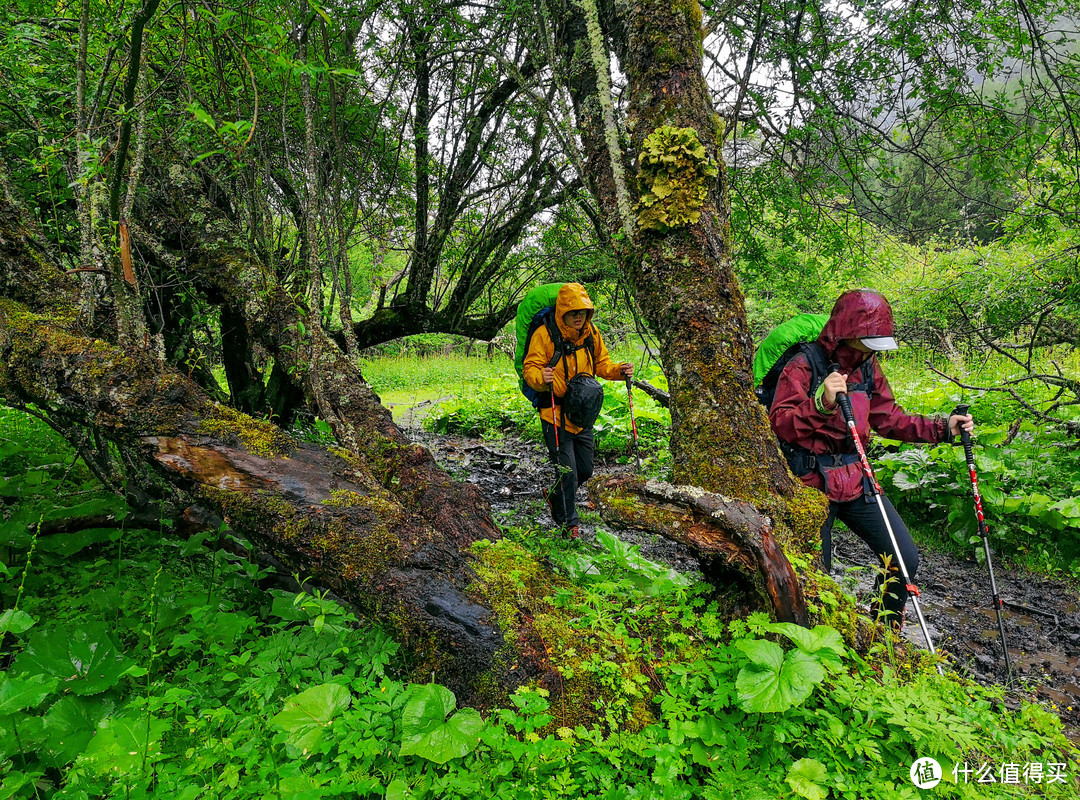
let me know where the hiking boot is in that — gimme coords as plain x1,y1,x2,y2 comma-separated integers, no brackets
543,488,560,523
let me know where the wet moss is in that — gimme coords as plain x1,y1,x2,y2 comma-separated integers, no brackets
198,481,406,583
322,489,366,508
774,482,830,554
197,402,293,459
468,538,656,732
329,445,362,468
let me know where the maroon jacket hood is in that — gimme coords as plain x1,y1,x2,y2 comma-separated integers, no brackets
818,290,895,370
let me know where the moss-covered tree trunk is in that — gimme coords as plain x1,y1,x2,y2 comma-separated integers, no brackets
553,0,827,607
0,192,508,699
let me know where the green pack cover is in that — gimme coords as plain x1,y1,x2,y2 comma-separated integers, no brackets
513,283,564,384
752,313,830,385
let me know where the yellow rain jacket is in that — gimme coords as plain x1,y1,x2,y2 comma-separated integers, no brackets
523,283,625,434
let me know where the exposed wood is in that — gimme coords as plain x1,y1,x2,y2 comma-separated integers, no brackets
591,476,809,625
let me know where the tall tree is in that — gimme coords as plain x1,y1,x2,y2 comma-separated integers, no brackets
544,0,825,553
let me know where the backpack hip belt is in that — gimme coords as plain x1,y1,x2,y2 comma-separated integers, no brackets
779,441,861,482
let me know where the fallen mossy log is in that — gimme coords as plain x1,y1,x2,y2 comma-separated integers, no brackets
590,475,809,626
0,191,514,699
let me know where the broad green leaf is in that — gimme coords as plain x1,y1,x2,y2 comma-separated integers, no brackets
11,623,137,695
78,715,170,775
787,758,829,800
695,713,731,746
269,591,309,621
271,683,352,754
0,609,35,636
38,527,122,557
40,695,116,767
187,101,216,131
0,770,36,799
770,623,846,667
399,684,484,763
385,778,411,800
736,645,824,713
1050,497,1080,527
980,483,1005,508
890,471,922,490
0,674,59,714
0,714,46,758
43,495,127,523
733,638,783,669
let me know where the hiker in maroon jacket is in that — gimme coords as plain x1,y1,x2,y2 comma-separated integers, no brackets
769,290,973,628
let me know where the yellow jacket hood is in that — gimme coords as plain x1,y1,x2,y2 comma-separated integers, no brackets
555,283,595,342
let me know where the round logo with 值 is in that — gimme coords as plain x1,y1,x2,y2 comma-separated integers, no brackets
910,757,943,789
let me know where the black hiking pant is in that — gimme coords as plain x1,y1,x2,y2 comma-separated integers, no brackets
823,493,919,623
541,420,594,529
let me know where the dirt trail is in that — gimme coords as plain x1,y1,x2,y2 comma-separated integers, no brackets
835,533,1080,738
409,427,1080,740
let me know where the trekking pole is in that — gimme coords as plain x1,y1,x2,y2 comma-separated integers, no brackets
625,376,642,472
549,386,559,449
548,383,570,526
953,403,1014,683
830,366,944,675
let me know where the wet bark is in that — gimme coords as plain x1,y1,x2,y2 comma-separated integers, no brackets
0,191,509,699
551,0,827,624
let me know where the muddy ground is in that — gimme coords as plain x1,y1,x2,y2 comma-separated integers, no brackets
409,426,1080,741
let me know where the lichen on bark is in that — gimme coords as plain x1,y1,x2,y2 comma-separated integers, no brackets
636,125,718,231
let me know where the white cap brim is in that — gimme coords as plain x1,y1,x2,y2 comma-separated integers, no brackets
861,336,898,351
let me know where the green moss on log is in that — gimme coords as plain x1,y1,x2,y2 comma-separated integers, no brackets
469,538,655,732
197,402,293,458
198,483,406,584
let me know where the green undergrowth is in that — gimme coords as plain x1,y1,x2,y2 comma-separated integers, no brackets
360,353,510,393
865,352,1080,577
2,404,1078,798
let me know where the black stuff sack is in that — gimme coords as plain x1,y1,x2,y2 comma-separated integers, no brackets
562,374,604,429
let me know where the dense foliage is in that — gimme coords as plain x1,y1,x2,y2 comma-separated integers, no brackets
2,407,1077,798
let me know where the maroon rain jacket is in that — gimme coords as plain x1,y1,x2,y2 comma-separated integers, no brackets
769,290,949,502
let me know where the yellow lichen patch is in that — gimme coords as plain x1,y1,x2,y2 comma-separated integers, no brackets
636,125,718,232
197,402,292,459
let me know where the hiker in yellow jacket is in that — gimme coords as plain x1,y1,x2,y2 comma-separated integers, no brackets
523,283,632,537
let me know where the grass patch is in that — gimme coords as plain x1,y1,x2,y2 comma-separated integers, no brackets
360,353,513,392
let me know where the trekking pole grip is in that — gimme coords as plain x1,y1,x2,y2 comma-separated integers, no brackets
828,363,855,424
952,403,974,457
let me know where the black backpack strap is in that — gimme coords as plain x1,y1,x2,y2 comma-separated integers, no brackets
798,341,830,400
543,313,563,370
861,356,876,397
583,329,596,373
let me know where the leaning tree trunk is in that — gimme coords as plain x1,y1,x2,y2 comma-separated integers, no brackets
553,0,828,609
0,193,511,699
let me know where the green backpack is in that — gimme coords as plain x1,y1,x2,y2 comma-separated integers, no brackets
752,313,830,409
513,283,596,409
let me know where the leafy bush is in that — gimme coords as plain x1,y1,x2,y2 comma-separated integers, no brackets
875,421,1080,574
